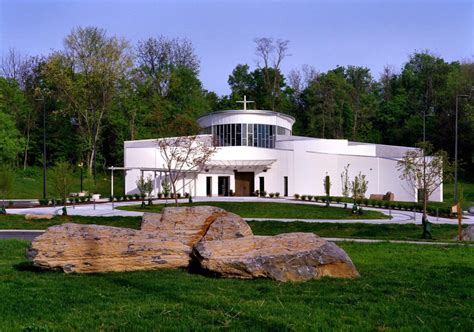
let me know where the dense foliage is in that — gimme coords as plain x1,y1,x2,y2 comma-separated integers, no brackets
1,27,473,179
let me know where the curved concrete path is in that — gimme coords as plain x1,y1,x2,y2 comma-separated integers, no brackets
5,196,474,225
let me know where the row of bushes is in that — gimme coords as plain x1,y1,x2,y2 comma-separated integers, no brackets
293,194,453,218
254,191,280,198
110,192,190,201
39,196,94,206
294,194,342,203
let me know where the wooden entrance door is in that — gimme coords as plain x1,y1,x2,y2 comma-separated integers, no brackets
234,172,254,196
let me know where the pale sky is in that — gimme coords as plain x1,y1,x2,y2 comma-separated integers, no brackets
1,0,472,95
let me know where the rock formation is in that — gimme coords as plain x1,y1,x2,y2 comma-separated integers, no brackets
459,224,474,241
25,214,54,220
28,206,359,282
28,206,252,273
193,232,360,282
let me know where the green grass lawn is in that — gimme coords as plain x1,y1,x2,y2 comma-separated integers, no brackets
0,214,464,242
249,220,465,241
444,182,474,208
119,201,388,219
0,214,141,230
7,167,123,199
0,215,467,241
0,240,472,330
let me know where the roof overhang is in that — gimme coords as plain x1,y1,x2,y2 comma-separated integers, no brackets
205,159,276,170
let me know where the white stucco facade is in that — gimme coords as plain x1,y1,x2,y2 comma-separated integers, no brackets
123,109,442,202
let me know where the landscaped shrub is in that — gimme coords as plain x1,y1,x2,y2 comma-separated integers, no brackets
275,192,280,198
301,195,307,201
383,201,390,208
39,199,49,206
294,194,300,199
363,198,369,206
335,197,341,203
269,193,275,198
307,195,313,201
134,194,140,200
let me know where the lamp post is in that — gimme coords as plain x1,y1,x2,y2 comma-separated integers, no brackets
454,87,474,240
78,162,84,193
35,96,47,200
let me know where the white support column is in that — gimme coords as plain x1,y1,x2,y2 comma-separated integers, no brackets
182,175,185,195
159,171,162,194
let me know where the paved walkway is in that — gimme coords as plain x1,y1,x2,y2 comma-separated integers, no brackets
6,196,474,225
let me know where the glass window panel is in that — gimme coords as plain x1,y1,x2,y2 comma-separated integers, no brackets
236,124,241,146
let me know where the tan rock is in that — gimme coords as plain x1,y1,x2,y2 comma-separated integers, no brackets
140,213,162,232
201,212,253,241
25,214,54,220
193,232,359,282
156,206,240,246
459,224,474,241
28,206,254,273
28,223,190,273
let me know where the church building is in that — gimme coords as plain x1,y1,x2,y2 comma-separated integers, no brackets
123,99,443,202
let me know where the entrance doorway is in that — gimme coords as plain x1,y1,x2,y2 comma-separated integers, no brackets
218,176,230,196
234,172,254,196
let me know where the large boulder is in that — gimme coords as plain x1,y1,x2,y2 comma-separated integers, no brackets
201,212,253,241
155,206,243,246
28,223,191,273
193,232,360,282
28,206,254,273
460,224,474,241
25,214,54,220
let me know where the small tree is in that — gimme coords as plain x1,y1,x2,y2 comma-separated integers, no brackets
50,161,74,200
158,135,216,206
136,175,153,208
0,166,13,213
323,173,331,206
351,172,368,200
397,143,452,238
340,164,350,198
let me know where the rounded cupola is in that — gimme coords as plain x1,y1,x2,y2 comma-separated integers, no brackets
197,109,295,149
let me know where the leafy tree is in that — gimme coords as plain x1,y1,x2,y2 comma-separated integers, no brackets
50,161,75,200
0,109,23,164
158,135,216,206
0,166,13,209
397,143,453,238
351,172,368,199
42,26,132,175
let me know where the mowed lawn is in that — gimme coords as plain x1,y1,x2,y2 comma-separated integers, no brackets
118,201,388,219
0,240,472,330
0,214,465,242
0,214,142,230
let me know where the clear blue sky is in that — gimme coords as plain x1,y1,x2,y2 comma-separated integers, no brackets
1,0,472,95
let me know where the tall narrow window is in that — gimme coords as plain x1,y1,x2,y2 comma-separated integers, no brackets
259,177,265,193
284,176,288,197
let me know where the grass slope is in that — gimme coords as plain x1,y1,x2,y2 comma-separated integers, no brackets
119,201,388,219
0,214,464,242
0,240,472,330
248,220,465,241
0,215,141,230
7,167,123,199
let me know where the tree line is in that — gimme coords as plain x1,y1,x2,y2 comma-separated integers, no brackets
0,27,473,179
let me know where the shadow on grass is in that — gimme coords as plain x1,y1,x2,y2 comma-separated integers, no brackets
13,261,46,273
